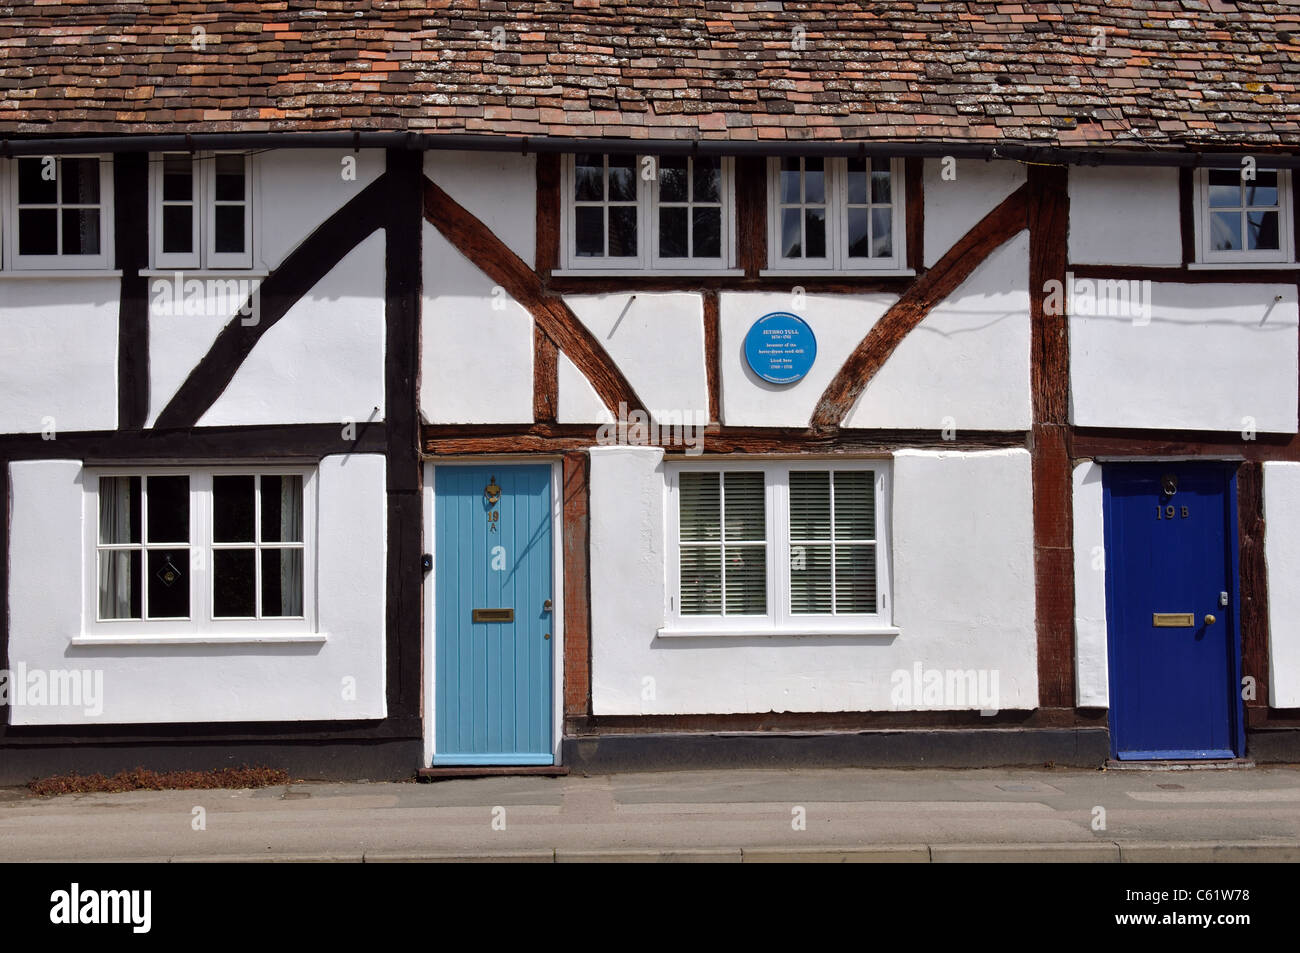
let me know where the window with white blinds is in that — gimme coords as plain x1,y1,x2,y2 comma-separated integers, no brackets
668,462,890,632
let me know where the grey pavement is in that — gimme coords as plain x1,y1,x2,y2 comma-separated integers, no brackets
2,765,1299,862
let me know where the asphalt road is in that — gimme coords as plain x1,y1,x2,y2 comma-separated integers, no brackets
3,765,1299,862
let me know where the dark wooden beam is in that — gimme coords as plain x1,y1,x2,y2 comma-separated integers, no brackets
1237,462,1270,716
422,176,646,419
810,183,1030,428
0,422,385,460
905,156,924,274
113,152,150,431
535,152,560,278
702,290,721,424
1179,166,1195,265
546,275,912,295
735,155,767,278
1070,427,1300,462
562,451,591,719
1027,163,1075,710
533,324,558,423
154,173,391,430
1069,264,1298,284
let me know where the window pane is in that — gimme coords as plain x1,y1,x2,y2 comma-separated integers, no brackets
724,546,766,615
692,156,720,203
1207,170,1240,208
146,475,189,543
789,543,831,614
608,205,637,257
1246,172,1278,208
871,208,893,258
17,157,57,204
98,550,141,620
780,158,801,204
214,155,245,201
723,472,765,541
833,471,875,539
1210,211,1242,251
162,154,192,201
213,549,256,617
607,155,636,201
213,475,255,542
99,476,141,544
261,475,304,543
575,206,604,256
781,207,802,258
162,204,193,254
804,158,825,203
1247,210,1279,250
871,165,892,204
846,157,867,204
18,209,58,255
834,545,877,613
659,206,687,258
805,207,826,258
61,208,101,255
679,546,721,615
147,549,189,619
262,548,304,617
658,155,687,203
789,471,830,539
61,158,100,204
214,204,245,254
847,207,869,258
679,472,720,542
574,154,604,201
692,207,721,259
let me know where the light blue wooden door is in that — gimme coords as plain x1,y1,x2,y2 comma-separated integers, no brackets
434,465,554,765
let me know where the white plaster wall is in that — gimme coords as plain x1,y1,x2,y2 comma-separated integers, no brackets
256,149,385,271
7,455,387,725
1263,462,1300,708
1072,461,1109,707
564,293,708,424
923,158,1026,268
196,233,385,428
845,232,1032,430
588,446,1037,714
424,150,536,265
719,291,896,428
1069,166,1182,266
421,222,534,423
557,352,614,424
1071,283,1298,433
0,278,118,434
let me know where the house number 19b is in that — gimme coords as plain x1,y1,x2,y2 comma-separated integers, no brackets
1157,505,1189,520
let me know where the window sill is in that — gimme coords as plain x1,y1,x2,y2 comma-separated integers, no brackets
0,269,123,279
759,268,915,278
553,268,745,278
71,632,327,647
140,268,270,279
1186,261,1298,271
657,625,899,639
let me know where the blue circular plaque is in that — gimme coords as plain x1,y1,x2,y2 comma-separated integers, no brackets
744,312,817,385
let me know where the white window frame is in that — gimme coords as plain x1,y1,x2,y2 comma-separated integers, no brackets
3,154,114,271
149,151,255,270
661,458,894,637
559,153,737,274
764,156,909,275
1192,167,1295,267
82,465,317,641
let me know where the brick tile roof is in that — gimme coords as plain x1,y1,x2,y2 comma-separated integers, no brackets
1,1,1297,148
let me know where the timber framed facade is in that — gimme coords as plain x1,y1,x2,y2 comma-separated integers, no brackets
1,1,1299,779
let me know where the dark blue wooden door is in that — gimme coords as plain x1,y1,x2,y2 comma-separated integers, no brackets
1103,464,1241,760
434,465,554,765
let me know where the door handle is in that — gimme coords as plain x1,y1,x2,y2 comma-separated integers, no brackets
1204,614,1216,626
543,599,553,613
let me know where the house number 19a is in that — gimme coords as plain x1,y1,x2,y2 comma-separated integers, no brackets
1157,505,1189,520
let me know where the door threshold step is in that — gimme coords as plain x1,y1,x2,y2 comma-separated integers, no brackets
418,765,570,781
1105,759,1254,771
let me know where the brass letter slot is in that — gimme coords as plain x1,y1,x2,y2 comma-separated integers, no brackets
472,608,514,623
1152,613,1195,627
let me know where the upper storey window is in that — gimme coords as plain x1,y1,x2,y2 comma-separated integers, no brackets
561,153,735,273
1193,167,1294,266
150,152,254,270
3,155,114,270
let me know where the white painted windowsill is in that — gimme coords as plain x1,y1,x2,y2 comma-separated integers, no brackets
71,633,328,647
1187,261,1298,271
140,268,270,279
759,268,915,278
657,625,900,639
553,268,745,278
0,269,123,279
